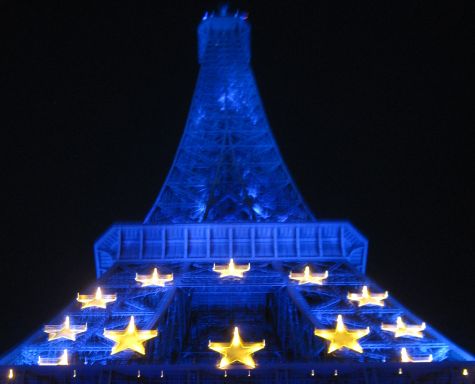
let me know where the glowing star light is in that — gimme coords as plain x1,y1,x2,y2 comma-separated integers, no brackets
38,349,69,366
77,287,117,309
289,265,328,285
44,316,87,341
347,285,388,307
103,316,158,355
401,347,433,363
135,268,173,287
381,316,426,338
314,315,370,353
213,258,250,278
209,327,265,369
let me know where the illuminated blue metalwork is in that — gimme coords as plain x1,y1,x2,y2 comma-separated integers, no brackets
0,7,473,383
94,222,369,277
144,8,314,224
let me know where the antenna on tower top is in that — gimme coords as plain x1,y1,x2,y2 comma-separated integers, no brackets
219,4,229,16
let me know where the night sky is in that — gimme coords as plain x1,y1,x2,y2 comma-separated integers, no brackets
1,1,473,355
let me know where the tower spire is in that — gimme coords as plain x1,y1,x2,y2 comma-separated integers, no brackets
145,10,314,223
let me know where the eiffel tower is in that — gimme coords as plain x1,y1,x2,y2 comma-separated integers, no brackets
1,8,473,384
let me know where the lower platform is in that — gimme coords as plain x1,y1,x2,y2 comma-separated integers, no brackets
1,261,473,382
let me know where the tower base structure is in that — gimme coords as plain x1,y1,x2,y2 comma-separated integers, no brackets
1,8,473,384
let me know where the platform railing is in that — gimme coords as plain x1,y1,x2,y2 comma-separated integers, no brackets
94,222,368,277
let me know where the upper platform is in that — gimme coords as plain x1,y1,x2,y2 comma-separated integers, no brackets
145,9,314,224
94,222,368,277
198,8,251,64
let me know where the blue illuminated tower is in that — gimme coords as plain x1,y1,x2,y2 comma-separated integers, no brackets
145,10,313,225
1,8,473,384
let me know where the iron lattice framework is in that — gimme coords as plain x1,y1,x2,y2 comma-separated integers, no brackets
1,8,473,384
144,11,314,224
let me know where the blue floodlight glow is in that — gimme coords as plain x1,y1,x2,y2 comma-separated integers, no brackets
0,7,473,384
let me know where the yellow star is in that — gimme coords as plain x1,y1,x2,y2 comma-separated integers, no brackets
314,315,370,353
135,268,173,287
44,316,87,341
289,266,328,285
381,317,426,338
38,349,69,366
213,258,250,278
401,347,433,363
77,287,117,309
347,285,388,307
208,327,265,369
103,316,158,355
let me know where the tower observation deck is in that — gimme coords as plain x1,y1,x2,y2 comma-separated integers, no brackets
0,8,473,384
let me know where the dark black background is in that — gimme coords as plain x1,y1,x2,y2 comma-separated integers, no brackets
0,1,473,356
